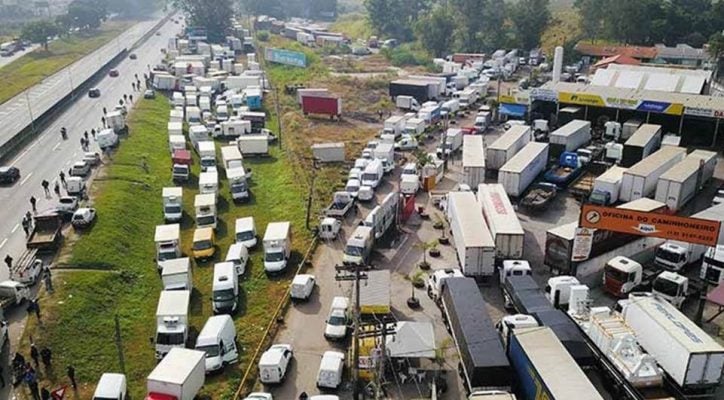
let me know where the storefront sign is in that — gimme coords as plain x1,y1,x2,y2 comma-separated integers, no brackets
685,107,715,117
530,88,558,102
636,100,670,113
559,92,606,107
605,97,639,109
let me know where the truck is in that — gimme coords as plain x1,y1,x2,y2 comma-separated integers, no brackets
358,270,391,315
436,128,463,157
154,290,190,359
462,136,485,189
621,294,724,392
343,225,374,265
197,141,216,172
486,125,532,172
473,112,491,132
602,256,658,298
163,187,183,222
301,94,342,119
619,146,686,202
440,99,460,117
168,121,183,137
548,120,591,158
160,257,192,291
418,103,442,125
621,119,643,141
106,111,126,133
455,88,478,109
172,149,191,182
477,184,524,260
10,251,42,285
498,142,549,197
656,203,724,273
146,348,205,400
702,244,724,285
404,117,425,136
396,95,420,111
621,124,662,168
589,166,627,206
325,191,355,219
655,150,717,212
406,75,447,99
194,194,217,229
27,212,62,251
543,152,582,187
0,280,31,310
236,134,269,156
363,192,398,240
440,277,512,393
227,167,250,201
373,142,395,173
507,327,603,400
296,88,328,104
389,79,434,102
220,145,243,170
383,116,406,137
154,224,181,269
447,191,496,278
221,119,251,138
263,222,292,273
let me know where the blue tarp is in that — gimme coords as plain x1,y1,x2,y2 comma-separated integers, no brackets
499,103,527,117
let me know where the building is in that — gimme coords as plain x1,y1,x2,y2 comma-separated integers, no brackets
575,42,711,67
654,44,710,67
592,54,640,70
574,43,658,63
590,64,712,95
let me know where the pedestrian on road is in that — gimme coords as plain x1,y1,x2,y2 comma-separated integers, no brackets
30,196,37,212
0,365,5,388
101,116,106,127
40,347,51,368
30,344,39,367
131,82,136,91
129,94,133,102
102,106,107,115
22,218,29,237
119,98,124,106
137,79,141,89
134,73,138,80
30,300,41,322
67,365,76,389
59,171,65,186
4,255,12,271
123,94,127,102
83,131,88,141
40,387,50,400
53,181,60,197
25,211,32,226
92,129,96,140
41,180,50,197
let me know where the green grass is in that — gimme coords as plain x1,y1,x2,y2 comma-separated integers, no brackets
21,96,314,399
0,21,134,105
329,13,373,41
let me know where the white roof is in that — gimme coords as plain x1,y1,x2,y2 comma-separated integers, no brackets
660,154,707,182
608,256,641,273
385,321,436,358
148,348,204,384
292,274,314,286
221,145,242,160
550,120,590,139
626,146,686,177
162,187,182,198
226,167,246,180
156,290,190,316
169,135,185,144
194,193,216,207
199,171,218,185
319,351,345,370
448,191,494,248
488,125,531,151
401,174,418,183
235,216,254,231
259,344,291,365
619,198,666,212
198,315,233,345
595,166,627,184
590,68,617,86
189,124,208,134
160,257,190,275
214,262,235,282
197,141,215,152
155,224,180,242
94,373,126,398
477,183,524,236
359,270,390,311
462,135,484,168
624,124,661,147
264,221,290,240
331,296,349,310
500,142,549,173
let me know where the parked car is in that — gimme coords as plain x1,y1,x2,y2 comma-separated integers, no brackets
129,53,137,60
244,393,273,400
83,152,101,166
0,166,20,183
144,89,155,99
72,208,96,228
109,69,119,77
70,161,90,176
88,88,101,98
57,196,79,213
290,274,315,301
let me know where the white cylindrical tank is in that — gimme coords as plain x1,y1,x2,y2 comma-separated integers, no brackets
553,46,563,83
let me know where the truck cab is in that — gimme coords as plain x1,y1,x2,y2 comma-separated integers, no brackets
651,271,690,309
496,314,539,345
499,260,532,286
545,276,580,308
588,189,611,206
604,121,621,142
343,226,373,265
426,268,464,302
654,241,700,271
154,224,181,270
701,245,724,285
227,167,249,201
195,193,217,229
603,256,652,298
319,217,341,240
0,280,30,309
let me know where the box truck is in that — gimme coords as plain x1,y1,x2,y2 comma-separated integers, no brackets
363,192,398,239
312,142,345,163
486,125,532,171
263,222,291,273
227,167,249,201
236,134,269,156
477,184,524,260
621,119,643,141
462,136,485,189
437,128,464,157
301,94,342,119
160,257,192,291
221,145,243,170
589,166,627,206
194,193,217,229
146,348,204,400
383,116,406,137
396,95,420,111
162,187,183,222
548,120,591,158
498,142,549,197
154,290,190,359
621,124,662,168
389,79,434,102
619,146,686,202
621,294,724,391
197,141,216,172
655,150,717,211
447,192,496,278
440,277,511,393
155,224,181,269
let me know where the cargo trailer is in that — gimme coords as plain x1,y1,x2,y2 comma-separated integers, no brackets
621,124,662,168
440,277,511,393
486,125,532,171
655,150,717,211
589,166,627,206
462,136,485,189
619,146,686,202
621,119,643,141
476,184,524,260
498,142,549,197
447,192,496,278
548,120,591,158
301,94,342,118
389,79,433,103
406,75,446,99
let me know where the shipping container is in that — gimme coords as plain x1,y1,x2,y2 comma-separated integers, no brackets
296,88,328,104
441,277,511,393
548,120,591,158
476,184,524,259
406,75,446,99
447,192,496,277
590,166,627,205
498,142,549,197
619,146,686,202
462,136,485,188
621,124,662,168
507,327,604,400
655,150,717,211
301,95,342,118
486,125,532,171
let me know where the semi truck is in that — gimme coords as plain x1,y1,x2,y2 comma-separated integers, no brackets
498,142,549,197
146,348,204,400
486,125,532,172
462,135,485,189
589,166,627,206
621,124,662,168
548,120,591,159
619,146,686,202
655,203,724,273
440,277,512,394
389,79,435,102
154,290,190,359
447,191,495,278
301,94,342,119
476,184,524,260
654,149,717,212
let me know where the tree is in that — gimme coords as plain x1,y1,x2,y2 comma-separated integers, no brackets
708,32,724,76
364,0,426,42
414,5,455,57
173,0,233,43
575,0,603,42
450,0,488,51
67,0,107,30
21,20,59,50
510,0,550,50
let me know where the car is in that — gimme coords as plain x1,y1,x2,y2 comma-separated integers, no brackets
244,393,272,400
70,161,90,176
109,69,119,77
155,31,161,36
129,53,137,60
258,344,293,384
57,196,79,213
88,88,101,98
143,89,155,99
0,166,20,183
324,297,349,340
71,207,96,228
290,274,315,301
83,152,101,167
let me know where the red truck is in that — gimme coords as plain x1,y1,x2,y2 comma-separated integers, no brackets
172,149,192,182
301,94,342,119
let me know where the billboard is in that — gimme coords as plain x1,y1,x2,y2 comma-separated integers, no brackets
579,204,721,246
264,47,307,68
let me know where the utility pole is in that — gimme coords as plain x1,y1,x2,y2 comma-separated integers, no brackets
305,159,317,231
335,264,369,400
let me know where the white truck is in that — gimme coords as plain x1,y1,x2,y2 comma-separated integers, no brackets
363,192,398,239
621,119,643,141
655,203,724,273
197,141,216,172
154,290,190,359
106,111,126,133
162,187,183,222
619,146,686,202
400,174,419,195
383,116,406,138
155,224,181,269
373,142,395,173
447,191,495,278
589,166,627,206
168,121,183,137
477,184,524,260
462,135,485,189
343,226,374,265
221,145,243,170
194,193,217,229
498,142,549,197
237,135,269,156
147,348,205,400
396,95,420,111
655,150,717,212
440,99,459,117
404,117,425,136
621,124,662,168
222,119,251,138
160,257,192,291
436,128,463,157
227,167,250,201
263,222,291,273
189,125,210,151
486,125,532,171
548,119,591,158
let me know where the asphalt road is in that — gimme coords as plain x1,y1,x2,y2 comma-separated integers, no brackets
0,17,165,149
0,45,40,69
0,16,182,399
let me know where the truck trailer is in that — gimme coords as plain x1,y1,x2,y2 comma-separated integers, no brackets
462,135,485,189
654,149,717,212
301,94,342,119
589,166,627,206
447,192,495,278
548,120,591,159
621,124,662,168
476,184,524,260
498,142,549,197
389,79,434,102
486,125,532,171
619,146,686,202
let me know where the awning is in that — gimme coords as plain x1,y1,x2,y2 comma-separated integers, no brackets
385,321,436,358
499,103,527,117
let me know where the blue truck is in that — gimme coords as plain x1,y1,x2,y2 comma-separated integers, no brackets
543,151,582,187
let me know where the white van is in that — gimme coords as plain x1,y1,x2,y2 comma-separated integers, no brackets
316,351,345,389
343,226,373,265
324,297,349,340
195,315,239,373
235,217,257,248
97,128,119,150
361,159,384,188
258,344,293,384
357,185,375,202
212,262,238,313
92,373,127,400
345,178,360,198
225,243,249,276
290,274,315,301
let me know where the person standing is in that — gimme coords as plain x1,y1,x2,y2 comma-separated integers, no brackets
101,116,106,128
53,181,60,197
22,217,30,236
30,344,39,367
40,387,50,400
40,347,51,368
59,171,66,187
131,82,136,91
30,196,37,212
4,255,12,272
25,369,40,400
41,180,50,197
67,365,76,389
33,300,41,322
102,106,107,115
43,266,53,293
0,364,5,388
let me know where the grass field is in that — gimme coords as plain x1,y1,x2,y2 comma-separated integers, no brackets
0,21,134,105
329,13,372,41
20,95,315,399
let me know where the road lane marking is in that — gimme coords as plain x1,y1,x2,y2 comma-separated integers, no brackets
0,239,7,249
11,224,18,233
52,142,61,151
14,147,31,162
20,172,33,186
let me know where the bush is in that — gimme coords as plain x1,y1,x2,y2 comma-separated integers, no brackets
256,30,270,41
382,45,429,67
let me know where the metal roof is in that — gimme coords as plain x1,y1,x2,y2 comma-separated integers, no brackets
500,142,549,173
462,135,485,168
624,124,661,147
626,146,686,177
488,125,531,151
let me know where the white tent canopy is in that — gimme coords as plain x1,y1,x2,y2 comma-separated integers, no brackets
385,321,436,359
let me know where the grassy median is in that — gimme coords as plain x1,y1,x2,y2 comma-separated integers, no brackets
21,96,314,399
0,20,134,105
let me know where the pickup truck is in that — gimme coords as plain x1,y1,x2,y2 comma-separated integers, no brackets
0,280,31,310
325,192,355,219
10,250,42,285
27,212,62,251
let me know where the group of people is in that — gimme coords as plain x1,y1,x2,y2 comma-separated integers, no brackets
8,348,77,399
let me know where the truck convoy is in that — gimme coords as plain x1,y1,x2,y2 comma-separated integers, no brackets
486,125,532,172
477,184,524,260
619,146,686,202
462,135,485,189
498,142,549,197
621,124,662,168
447,192,495,279
548,120,591,158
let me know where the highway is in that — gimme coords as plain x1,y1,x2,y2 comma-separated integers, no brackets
0,16,165,151
0,44,40,69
